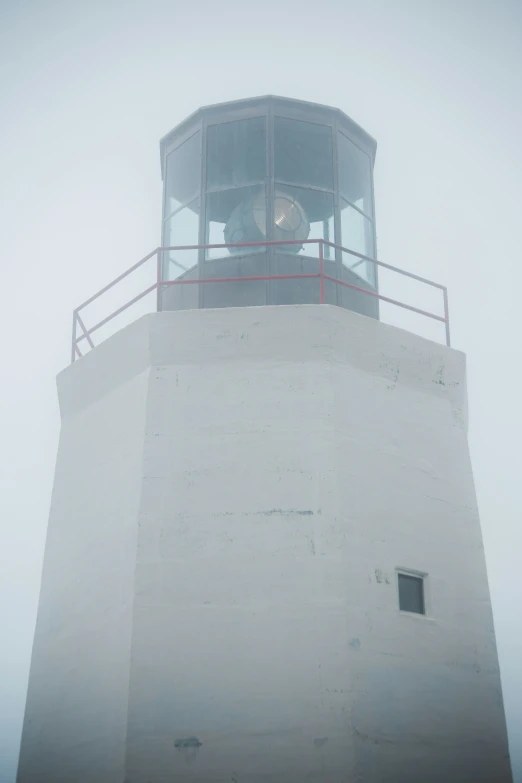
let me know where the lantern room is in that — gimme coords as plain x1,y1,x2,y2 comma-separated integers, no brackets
160,96,378,317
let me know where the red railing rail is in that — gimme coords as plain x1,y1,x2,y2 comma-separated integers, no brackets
71,240,450,362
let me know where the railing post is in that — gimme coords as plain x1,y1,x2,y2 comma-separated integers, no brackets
443,287,451,347
75,312,95,351
156,249,162,312
319,241,325,304
71,311,77,364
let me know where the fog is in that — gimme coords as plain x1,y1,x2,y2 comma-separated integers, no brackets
1,0,521,780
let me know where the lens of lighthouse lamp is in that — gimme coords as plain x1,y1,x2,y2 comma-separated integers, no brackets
224,188,310,254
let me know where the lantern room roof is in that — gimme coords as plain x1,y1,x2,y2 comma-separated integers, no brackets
159,95,377,178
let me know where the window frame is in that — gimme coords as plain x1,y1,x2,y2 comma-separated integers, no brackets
337,130,374,221
203,184,268,260
273,115,335,192
205,115,268,193
201,110,269,272
163,130,203,224
339,197,376,285
161,130,203,282
397,568,427,616
162,197,200,278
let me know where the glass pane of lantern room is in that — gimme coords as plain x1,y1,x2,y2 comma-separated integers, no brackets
164,132,201,218
340,199,376,284
338,132,373,218
162,198,200,279
274,118,333,191
206,117,266,190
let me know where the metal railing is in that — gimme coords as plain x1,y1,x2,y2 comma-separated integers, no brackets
71,240,450,362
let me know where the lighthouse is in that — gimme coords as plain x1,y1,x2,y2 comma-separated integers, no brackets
17,96,512,783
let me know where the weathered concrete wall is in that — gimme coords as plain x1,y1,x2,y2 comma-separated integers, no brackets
18,305,512,782
17,321,151,783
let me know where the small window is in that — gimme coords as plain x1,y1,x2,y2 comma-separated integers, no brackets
398,573,425,615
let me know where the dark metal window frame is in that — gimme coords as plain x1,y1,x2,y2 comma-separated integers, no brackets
397,570,426,615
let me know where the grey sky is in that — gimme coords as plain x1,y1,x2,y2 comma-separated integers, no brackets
1,0,521,780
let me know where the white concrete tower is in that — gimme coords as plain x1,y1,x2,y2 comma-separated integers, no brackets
18,97,512,783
